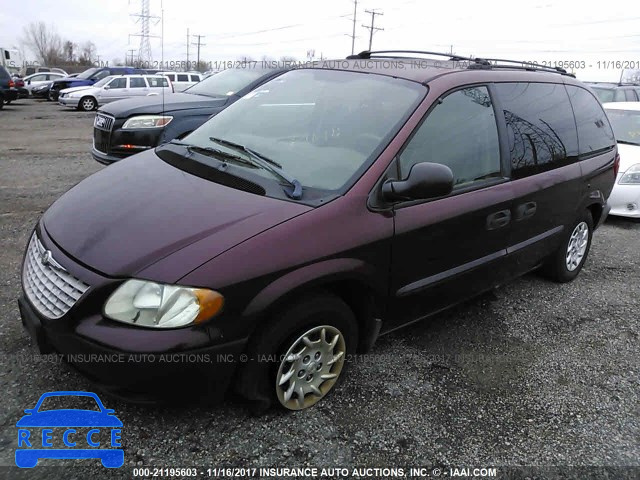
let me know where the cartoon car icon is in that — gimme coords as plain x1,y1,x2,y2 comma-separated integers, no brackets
15,391,123,468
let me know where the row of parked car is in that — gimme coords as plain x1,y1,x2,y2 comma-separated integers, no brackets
0,65,205,108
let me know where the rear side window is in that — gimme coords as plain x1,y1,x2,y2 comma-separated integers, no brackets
129,77,147,88
399,86,501,187
177,74,189,82
147,77,169,87
591,87,614,103
190,75,200,82
493,82,578,179
566,85,616,156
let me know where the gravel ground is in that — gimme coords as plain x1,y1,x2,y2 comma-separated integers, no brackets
0,99,638,480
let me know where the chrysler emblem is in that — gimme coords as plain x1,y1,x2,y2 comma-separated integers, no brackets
39,249,66,272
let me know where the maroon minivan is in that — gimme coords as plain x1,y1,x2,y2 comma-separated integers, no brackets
19,51,618,411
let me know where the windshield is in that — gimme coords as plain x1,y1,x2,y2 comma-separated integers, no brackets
183,69,426,191
184,68,272,97
76,67,100,80
93,76,113,87
606,109,640,146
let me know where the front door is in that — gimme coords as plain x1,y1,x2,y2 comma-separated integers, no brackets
387,85,514,331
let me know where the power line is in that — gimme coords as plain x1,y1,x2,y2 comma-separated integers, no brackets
362,9,384,51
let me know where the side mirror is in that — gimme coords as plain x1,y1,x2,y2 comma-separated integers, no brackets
382,162,454,202
27,80,31,85
104,85,110,90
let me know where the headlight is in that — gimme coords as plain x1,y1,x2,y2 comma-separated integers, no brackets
122,115,173,129
619,163,640,184
104,279,224,328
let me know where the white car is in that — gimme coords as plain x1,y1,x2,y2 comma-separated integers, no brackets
157,71,202,92
23,72,67,94
58,74,173,111
604,102,640,218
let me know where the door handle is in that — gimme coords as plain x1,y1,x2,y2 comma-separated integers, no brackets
486,209,511,230
515,201,537,221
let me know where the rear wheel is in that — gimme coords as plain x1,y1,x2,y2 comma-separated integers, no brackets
79,96,97,111
541,210,593,282
236,292,357,413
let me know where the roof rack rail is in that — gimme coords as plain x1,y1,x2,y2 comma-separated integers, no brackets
347,50,473,62
346,50,575,77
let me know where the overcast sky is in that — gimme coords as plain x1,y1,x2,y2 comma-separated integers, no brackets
1,0,638,80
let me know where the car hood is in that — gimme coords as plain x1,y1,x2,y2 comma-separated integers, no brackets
617,143,640,172
61,85,94,95
17,410,122,427
99,92,230,117
42,150,310,280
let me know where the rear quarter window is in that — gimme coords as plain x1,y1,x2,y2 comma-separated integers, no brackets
493,82,578,179
0,67,9,79
190,75,200,82
566,85,616,157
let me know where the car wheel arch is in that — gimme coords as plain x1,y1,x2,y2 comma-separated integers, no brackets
242,259,386,353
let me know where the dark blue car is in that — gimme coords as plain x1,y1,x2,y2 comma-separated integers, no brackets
49,66,146,101
15,391,124,468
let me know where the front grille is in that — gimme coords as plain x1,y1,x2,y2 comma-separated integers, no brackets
94,113,114,131
93,113,115,154
22,234,90,319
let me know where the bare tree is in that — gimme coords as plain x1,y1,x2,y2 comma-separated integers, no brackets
77,41,96,66
63,41,76,63
22,22,63,65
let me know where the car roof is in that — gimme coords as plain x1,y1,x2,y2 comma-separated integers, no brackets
298,52,583,86
602,102,640,111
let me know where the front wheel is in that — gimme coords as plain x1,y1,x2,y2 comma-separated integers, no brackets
236,292,357,412
541,210,593,282
79,96,97,111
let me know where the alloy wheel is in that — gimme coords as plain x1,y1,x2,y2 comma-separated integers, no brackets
275,325,346,410
566,221,588,271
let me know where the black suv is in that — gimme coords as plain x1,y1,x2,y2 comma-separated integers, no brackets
0,66,18,109
586,82,640,103
91,67,287,164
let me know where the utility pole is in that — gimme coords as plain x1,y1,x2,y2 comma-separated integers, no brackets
127,49,137,65
186,28,190,65
362,9,384,51
191,34,206,70
350,0,358,55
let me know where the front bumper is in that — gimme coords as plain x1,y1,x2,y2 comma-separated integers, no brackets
19,295,247,402
59,95,80,108
607,183,640,218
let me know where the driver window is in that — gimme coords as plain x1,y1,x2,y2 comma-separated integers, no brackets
93,70,110,80
108,78,127,89
398,86,501,188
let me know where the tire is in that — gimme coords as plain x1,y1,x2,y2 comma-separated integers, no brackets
0,96,3,110
541,210,593,283
79,96,97,111
48,90,56,101
235,292,358,413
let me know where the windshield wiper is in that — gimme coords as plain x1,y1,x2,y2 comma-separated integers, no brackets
209,137,303,199
209,136,282,168
169,140,257,167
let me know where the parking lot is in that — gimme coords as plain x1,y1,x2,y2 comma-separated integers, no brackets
0,99,639,478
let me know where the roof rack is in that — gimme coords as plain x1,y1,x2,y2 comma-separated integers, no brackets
346,50,575,77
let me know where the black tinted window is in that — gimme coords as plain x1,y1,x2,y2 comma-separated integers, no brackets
190,75,200,82
493,82,578,179
177,74,189,82
0,67,9,79
566,85,616,156
399,86,501,187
